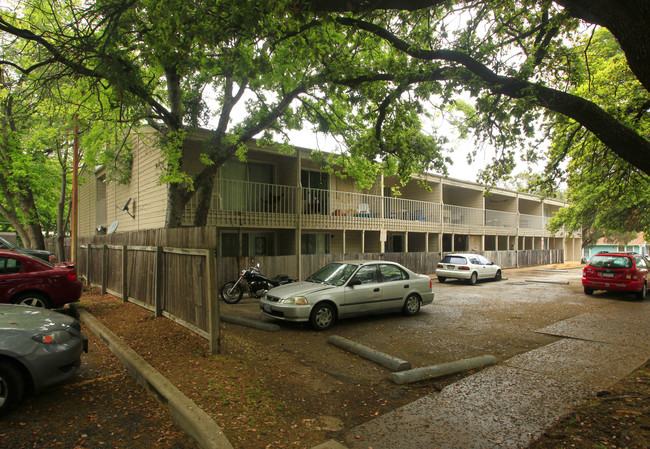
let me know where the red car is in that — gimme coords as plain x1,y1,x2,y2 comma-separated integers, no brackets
0,250,82,308
582,252,649,299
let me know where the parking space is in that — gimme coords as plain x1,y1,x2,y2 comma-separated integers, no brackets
222,266,615,381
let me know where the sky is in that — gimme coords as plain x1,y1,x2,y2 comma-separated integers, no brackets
283,125,485,182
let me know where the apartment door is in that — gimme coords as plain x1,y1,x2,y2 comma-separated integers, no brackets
301,170,329,214
392,234,403,253
221,160,273,211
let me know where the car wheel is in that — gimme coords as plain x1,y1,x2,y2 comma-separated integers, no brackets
220,282,243,304
0,361,25,417
437,276,446,283
16,293,51,308
309,302,335,331
402,294,421,316
584,286,594,295
494,270,502,281
467,272,478,285
636,283,647,300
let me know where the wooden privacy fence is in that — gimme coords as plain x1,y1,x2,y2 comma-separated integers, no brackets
215,249,564,288
80,244,220,353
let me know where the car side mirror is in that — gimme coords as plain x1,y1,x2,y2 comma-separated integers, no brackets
348,278,362,287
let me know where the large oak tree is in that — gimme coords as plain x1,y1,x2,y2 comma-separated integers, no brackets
2,0,649,230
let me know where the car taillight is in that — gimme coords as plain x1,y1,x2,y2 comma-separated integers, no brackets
459,266,470,270
66,270,77,281
429,279,433,289
436,264,443,268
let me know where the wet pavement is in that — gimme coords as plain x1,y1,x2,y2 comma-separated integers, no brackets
342,291,650,449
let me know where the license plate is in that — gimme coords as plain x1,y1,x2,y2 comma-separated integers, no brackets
602,273,614,278
447,265,455,269
264,304,272,312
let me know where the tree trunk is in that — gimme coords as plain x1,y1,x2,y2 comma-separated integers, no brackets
16,188,45,249
193,168,217,227
165,183,191,228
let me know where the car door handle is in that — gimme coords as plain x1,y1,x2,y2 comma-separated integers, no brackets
373,288,380,292
404,284,410,288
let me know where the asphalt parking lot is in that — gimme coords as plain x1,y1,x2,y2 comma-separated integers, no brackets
4,264,641,449
222,265,621,382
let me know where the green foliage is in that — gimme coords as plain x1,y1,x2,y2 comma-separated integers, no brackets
544,29,650,237
3,0,650,231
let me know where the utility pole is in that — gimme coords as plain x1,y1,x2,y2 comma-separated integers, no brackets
71,118,79,263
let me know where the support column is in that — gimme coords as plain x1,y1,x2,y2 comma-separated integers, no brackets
296,148,303,280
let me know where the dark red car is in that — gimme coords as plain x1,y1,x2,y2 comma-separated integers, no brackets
582,252,649,299
0,250,82,308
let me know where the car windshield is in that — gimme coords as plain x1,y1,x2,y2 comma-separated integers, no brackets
306,263,359,286
589,255,633,269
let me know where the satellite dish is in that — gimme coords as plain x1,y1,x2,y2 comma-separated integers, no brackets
107,220,119,234
122,198,132,211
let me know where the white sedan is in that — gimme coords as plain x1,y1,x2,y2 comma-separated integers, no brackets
259,260,434,331
435,254,502,285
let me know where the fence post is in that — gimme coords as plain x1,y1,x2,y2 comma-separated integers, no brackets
207,249,220,354
122,245,128,303
101,245,107,295
86,245,91,286
154,246,163,317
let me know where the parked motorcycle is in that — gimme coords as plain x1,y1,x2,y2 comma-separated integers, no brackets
221,263,296,304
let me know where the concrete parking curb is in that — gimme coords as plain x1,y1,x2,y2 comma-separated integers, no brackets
221,313,280,331
73,305,234,449
328,335,411,371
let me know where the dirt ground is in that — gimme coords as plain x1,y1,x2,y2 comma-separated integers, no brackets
529,359,650,449
75,276,650,449
80,290,446,448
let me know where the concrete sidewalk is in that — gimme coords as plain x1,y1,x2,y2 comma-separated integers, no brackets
341,300,650,449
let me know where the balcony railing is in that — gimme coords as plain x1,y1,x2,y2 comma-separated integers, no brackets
181,179,565,235
485,209,517,230
443,204,484,229
519,213,545,230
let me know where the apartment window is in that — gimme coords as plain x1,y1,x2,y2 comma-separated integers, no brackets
222,232,274,257
301,234,329,255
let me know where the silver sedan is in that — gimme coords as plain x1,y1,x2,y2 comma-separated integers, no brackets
259,260,434,331
0,304,87,416
435,253,502,285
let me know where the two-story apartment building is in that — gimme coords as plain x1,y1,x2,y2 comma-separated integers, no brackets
78,127,582,262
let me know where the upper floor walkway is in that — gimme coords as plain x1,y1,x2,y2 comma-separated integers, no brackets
183,178,579,238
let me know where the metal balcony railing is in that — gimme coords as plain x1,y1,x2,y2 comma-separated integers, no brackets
443,204,484,228
519,213,545,230
485,210,517,229
180,179,569,236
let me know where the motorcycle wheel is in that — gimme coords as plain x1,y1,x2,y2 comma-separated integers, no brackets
221,282,244,304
